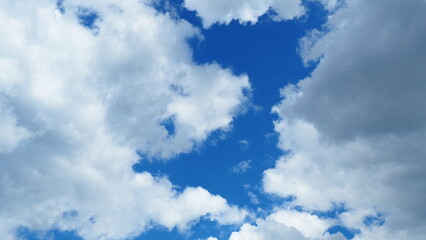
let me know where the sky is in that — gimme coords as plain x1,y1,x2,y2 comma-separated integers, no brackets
1,0,426,240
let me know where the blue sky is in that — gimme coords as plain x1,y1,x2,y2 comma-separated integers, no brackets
2,0,426,240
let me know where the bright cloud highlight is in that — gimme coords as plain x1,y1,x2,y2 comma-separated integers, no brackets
0,0,249,239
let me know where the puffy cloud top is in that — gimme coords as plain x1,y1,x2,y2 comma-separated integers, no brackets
0,0,248,239
184,0,339,28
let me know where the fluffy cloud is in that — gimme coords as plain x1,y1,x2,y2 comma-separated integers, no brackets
263,0,426,239
206,237,219,240
229,210,344,240
0,0,248,239
269,210,336,238
183,0,338,28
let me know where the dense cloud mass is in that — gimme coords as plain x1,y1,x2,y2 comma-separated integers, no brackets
0,0,249,239
2,0,426,239
261,0,426,239
184,0,338,28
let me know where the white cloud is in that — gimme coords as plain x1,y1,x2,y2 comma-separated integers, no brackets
230,160,252,174
263,0,426,239
184,0,272,28
206,237,219,240
247,191,260,205
183,0,339,28
270,210,336,238
229,211,345,240
0,0,248,239
238,139,250,150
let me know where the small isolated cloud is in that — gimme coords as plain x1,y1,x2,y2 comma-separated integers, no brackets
247,191,260,205
230,160,252,174
251,104,263,114
238,139,250,150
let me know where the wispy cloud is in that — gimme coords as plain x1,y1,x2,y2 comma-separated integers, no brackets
230,160,252,174
238,139,250,150
247,191,260,205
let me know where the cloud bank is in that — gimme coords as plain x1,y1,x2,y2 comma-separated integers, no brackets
0,0,249,239
3,0,426,239
207,0,426,239
262,0,426,239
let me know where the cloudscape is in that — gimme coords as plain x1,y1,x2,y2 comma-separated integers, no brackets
1,0,425,239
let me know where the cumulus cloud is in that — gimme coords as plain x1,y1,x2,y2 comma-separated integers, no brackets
0,0,248,239
263,0,426,239
183,0,339,28
0,107,32,153
229,210,344,240
206,237,219,240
